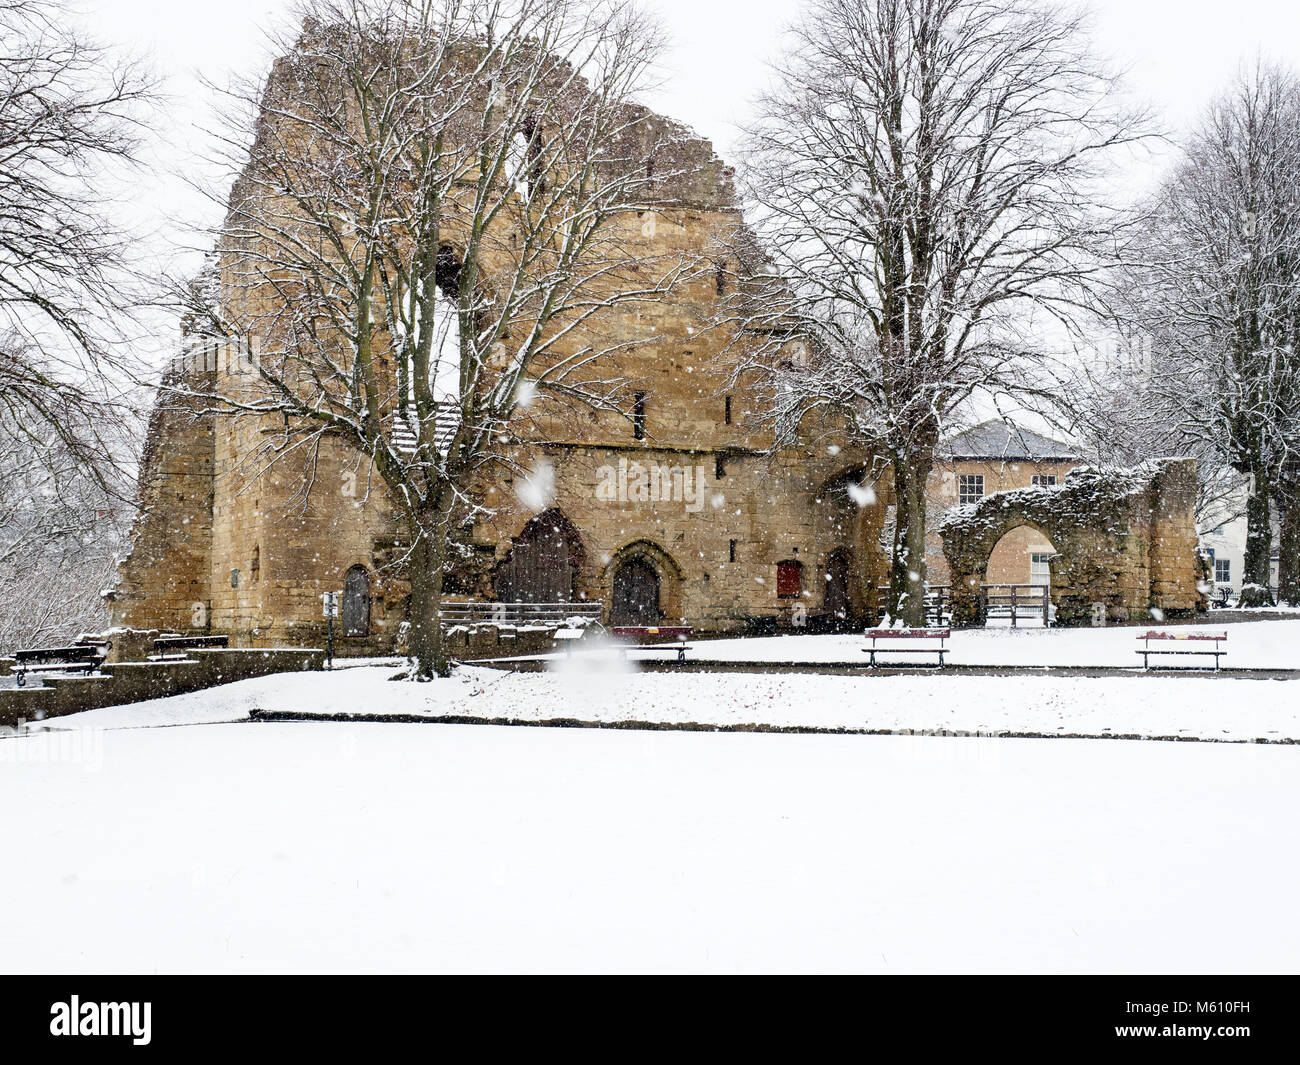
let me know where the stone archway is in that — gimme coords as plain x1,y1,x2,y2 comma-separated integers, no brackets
494,508,584,602
985,525,1059,586
818,464,892,615
603,540,684,625
937,459,1206,627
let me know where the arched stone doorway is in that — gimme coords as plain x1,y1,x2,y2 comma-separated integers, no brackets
604,540,684,625
494,508,584,602
982,525,1058,626
824,547,853,624
342,564,371,636
986,526,1057,589
818,464,892,619
612,557,661,625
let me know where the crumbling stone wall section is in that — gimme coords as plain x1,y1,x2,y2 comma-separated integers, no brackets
1145,459,1206,614
108,358,216,634
937,458,1207,626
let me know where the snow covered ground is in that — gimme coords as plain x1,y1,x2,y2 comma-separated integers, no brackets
21,656,1299,741
3,623,1297,973
24,619,1296,742
2,721,1296,973
554,617,1300,670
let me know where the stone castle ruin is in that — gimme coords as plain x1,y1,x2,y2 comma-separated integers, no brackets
107,33,1207,651
938,459,1207,626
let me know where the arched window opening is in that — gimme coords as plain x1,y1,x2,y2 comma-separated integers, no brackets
430,245,462,405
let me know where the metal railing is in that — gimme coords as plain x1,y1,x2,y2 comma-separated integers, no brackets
439,601,603,627
980,584,1051,627
869,585,951,625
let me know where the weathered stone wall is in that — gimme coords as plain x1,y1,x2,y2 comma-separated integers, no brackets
0,647,324,727
937,458,1207,626
1146,459,1206,613
469,440,880,632
108,359,216,634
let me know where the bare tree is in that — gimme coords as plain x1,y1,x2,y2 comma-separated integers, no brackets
172,0,686,677
1061,335,1246,532
730,0,1146,624
0,0,152,470
0,418,132,654
1108,64,1300,606
0,0,153,649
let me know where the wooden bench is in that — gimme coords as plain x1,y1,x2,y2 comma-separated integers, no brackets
1136,631,1227,670
152,634,230,659
863,627,950,668
612,626,694,663
13,644,106,687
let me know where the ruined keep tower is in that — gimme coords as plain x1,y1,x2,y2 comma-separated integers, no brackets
108,27,886,651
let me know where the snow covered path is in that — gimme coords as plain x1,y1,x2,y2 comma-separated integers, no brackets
1,722,1295,973
32,657,1300,743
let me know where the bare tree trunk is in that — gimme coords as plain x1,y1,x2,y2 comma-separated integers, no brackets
888,448,932,627
1240,468,1276,606
1277,474,1300,605
406,496,453,679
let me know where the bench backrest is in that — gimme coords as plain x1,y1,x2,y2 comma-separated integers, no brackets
14,645,103,663
864,628,950,640
612,626,692,639
1137,631,1227,642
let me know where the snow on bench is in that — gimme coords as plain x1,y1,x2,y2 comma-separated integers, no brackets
13,643,105,687
552,627,587,655
862,627,950,669
1136,631,1227,671
612,626,694,663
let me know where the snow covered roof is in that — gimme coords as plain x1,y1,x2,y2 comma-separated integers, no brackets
940,420,1079,462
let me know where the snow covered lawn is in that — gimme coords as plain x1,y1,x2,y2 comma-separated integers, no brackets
32,653,1300,742
6,631,1297,972
1,721,1295,973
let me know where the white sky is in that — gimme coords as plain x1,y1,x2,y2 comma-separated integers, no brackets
77,0,1300,362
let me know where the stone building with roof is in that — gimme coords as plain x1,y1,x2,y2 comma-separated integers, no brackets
924,420,1082,589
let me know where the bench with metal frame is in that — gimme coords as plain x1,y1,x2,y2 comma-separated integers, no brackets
863,627,950,668
1136,631,1227,671
612,625,694,663
13,643,106,687
152,634,230,659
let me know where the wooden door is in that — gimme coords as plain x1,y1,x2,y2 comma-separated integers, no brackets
611,558,661,625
